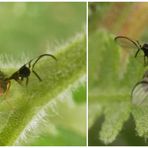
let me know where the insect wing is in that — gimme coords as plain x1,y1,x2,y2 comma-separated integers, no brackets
132,81,148,105
115,36,145,65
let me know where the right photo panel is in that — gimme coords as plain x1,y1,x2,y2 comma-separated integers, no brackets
88,2,148,146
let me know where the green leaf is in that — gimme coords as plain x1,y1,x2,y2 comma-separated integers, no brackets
132,106,148,139
99,102,131,145
0,33,86,146
89,29,148,145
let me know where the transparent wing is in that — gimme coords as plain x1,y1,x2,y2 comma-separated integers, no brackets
115,36,145,65
114,36,141,50
132,81,148,105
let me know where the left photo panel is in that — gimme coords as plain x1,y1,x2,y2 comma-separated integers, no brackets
0,2,86,146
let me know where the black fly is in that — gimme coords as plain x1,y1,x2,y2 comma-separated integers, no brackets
114,36,148,66
5,54,57,86
0,53,56,109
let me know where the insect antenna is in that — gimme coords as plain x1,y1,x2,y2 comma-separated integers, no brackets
32,54,57,69
5,54,57,86
114,36,141,49
28,54,57,81
115,36,142,58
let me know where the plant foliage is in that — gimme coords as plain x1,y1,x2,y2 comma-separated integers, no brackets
0,34,86,146
89,29,148,145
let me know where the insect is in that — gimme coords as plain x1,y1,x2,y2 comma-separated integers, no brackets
0,53,57,110
131,70,148,105
114,36,148,66
6,54,57,86
0,53,57,97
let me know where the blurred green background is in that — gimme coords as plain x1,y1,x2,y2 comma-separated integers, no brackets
0,2,86,60
89,2,148,40
88,2,148,146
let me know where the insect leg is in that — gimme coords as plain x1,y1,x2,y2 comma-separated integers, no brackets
25,54,56,82
31,54,56,81
135,49,140,58
32,70,42,81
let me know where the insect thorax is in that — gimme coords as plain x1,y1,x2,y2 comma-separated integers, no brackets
19,65,30,77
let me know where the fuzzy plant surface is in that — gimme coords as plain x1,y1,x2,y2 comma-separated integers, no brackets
88,29,148,145
0,33,86,146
